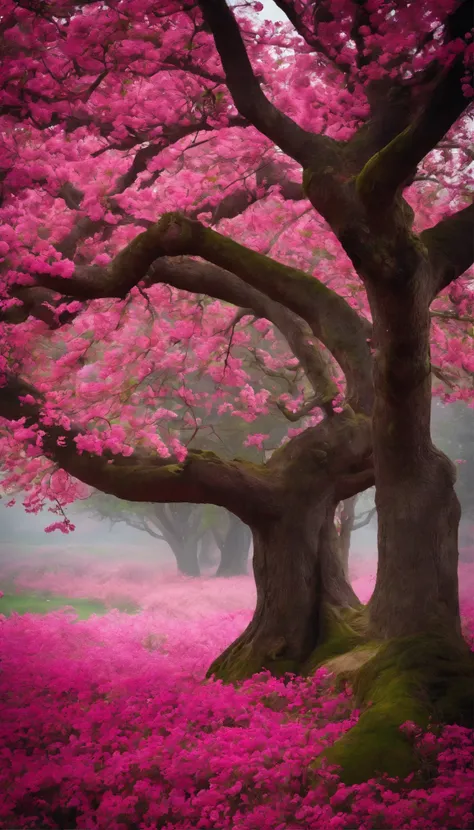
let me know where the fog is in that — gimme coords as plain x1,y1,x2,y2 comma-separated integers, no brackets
1,399,473,574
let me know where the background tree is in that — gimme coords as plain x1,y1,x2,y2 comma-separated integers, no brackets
336,495,376,577
0,0,473,782
78,492,251,577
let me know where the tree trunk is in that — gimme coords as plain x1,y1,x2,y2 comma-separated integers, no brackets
338,495,357,578
366,261,462,642
173,541,201,577
198,529,218,568
206,411,373,681
152,504,202,578
215,514,251,577
207,497,360,681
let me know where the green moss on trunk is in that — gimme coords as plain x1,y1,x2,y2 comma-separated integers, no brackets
313,633,474,784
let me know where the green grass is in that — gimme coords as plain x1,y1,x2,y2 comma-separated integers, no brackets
0,592,139,619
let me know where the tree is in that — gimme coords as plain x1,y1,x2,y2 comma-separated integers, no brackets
1,0,473,782
211,508,252,577
337,495,376,577
79,493,250,577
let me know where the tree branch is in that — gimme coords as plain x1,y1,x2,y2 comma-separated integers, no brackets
0,287,80,329
0,374,278,523
430,309,474,325
146,257,338,408
356,45,473,212
28,212,372,412
352,506,376,530
421,201,474,297
190,160,304,223
197,0,330,167
272,0,353,75
276,395,325,422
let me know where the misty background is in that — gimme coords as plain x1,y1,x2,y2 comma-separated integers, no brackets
2,399,473,577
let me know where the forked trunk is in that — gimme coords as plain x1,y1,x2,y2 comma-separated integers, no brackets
206,412,373,681
215,515,251,577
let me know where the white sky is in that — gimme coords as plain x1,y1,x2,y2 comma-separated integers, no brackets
261,0,287,22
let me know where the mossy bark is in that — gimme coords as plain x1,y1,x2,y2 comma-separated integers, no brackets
311,631,474,784
365,258,463,642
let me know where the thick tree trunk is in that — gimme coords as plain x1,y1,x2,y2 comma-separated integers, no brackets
173,541,201,577
207,411,373,681
366,262,462,642
207,498,360,681
215,514,251,577
369,450,461,640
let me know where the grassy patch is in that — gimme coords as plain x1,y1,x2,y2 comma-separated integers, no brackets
0,592,139,619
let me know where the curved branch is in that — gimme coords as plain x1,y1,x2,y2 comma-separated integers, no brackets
0,374,279,523
146,257,338,409
276,395,324,422
29,213,372,412
352,506,376,530
190,160,304,223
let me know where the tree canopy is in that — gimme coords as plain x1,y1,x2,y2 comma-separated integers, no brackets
0,0,472,527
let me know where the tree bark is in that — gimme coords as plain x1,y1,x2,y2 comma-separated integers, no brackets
215,514,251,577
207,496,360,681
365,258,463,642
207,412,372,680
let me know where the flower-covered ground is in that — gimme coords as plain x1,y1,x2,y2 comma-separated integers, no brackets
1,553,473,830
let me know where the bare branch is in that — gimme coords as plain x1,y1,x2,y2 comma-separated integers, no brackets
352,506,376,530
